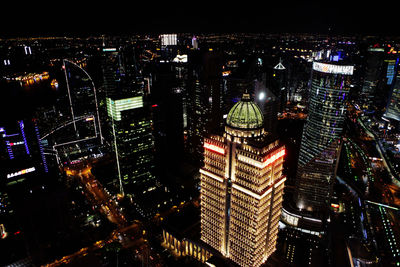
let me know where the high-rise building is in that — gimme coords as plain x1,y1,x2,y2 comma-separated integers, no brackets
200,93,286,267
160,34,178,47
384,73,400,121
62,59,102,142
272,59,288,111
101,47,120,98
185,49,223,164
106,95,156,198
0,119,49,186
360,47,384,111
294,60,353,213
254,80,279,134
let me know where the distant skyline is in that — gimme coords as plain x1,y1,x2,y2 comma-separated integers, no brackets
1,1,399,37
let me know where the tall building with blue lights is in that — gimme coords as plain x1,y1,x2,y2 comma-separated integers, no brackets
384,73,400,121
0,119,49,186
294,60,353,213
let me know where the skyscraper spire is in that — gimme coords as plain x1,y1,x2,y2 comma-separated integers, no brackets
274,58,286,70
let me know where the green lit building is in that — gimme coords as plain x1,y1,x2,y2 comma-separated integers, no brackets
106,95,156,200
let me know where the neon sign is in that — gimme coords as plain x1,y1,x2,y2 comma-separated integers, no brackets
313,62,354,75
7,167,35,179
204,142,225,155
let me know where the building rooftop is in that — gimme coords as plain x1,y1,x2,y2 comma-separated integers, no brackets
226,93,264,130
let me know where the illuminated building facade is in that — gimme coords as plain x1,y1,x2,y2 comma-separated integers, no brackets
0,119,49,186
294,61,353,212
200,93,286,267
385,73,400,121
385,57,399,86
106,95,156,197
160,34,178,46
63,59,102,142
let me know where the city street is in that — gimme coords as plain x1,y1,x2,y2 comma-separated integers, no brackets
43,161,163,266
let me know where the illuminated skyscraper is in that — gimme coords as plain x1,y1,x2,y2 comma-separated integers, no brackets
384,73,400,121
0,119,49,184
106,95,156,198
294,60,353,212
200,93,286,267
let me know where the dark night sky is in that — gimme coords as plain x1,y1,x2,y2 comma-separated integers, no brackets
1,1,399,37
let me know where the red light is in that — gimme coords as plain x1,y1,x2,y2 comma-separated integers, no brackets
264,148,285,166
204,142,225,155
152,104,158,108
14,231,20,235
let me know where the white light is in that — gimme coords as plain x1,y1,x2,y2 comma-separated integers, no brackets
259,92,265,101
313,62,354,75
7,167,36,179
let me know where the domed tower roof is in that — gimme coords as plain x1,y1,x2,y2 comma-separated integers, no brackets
226,93,264,130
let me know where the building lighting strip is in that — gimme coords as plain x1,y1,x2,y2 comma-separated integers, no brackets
204,142,225,155
281,208,322,223
7,167,35,179
365,200,399,211
41,115,93,140
274,176,287,188
63,60,77,133
232,183,272,200
200,169,224,183
106,96,144,121
238,148,285,169
33,120,48,173
5,140,14,159
110,110,124,196
53,136,97,148
19,120,30,155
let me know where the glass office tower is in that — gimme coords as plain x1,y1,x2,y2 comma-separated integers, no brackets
106,96,156,198
360,47,384,111
294,61,353,212
200,93,286,267
385,74,400,121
